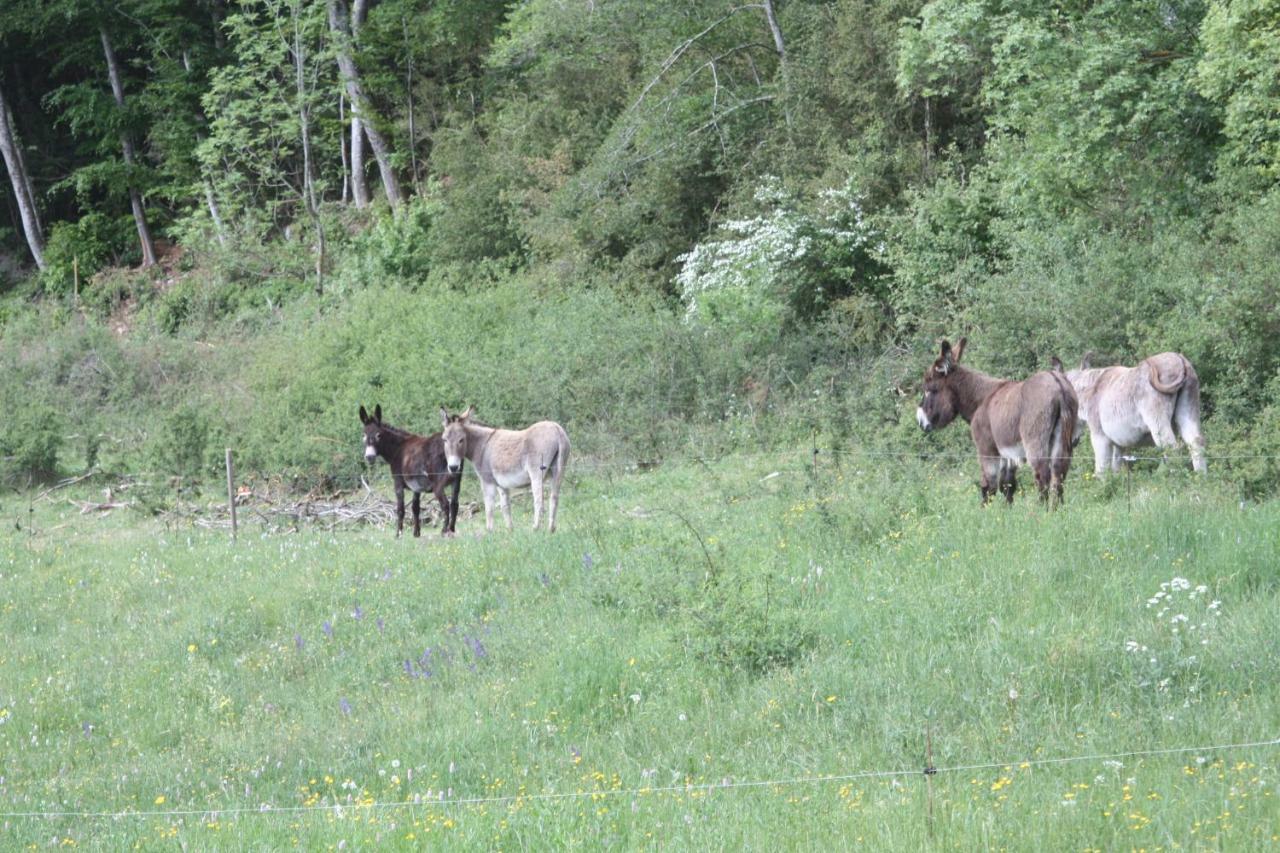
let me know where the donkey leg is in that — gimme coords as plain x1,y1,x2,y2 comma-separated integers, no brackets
1091,431,1113,476
1181,424,1207,473
528,469,545,531
547,482,560,533
395,486,405,538
1031,458,1052,503
435,487,454,537
547,445,567,533
1174,384,1207,473
449,476,461,535
999,463,1017,504
480,479,497,532
411,491,422,538
498,487,513,532
978,454,1002,505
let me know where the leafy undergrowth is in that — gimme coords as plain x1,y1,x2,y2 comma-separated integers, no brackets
1,456,1277,848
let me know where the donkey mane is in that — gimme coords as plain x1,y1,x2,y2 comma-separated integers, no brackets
450,415,496,430
945,365,1008,420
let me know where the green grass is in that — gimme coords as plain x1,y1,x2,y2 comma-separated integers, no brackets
1,455,1278,849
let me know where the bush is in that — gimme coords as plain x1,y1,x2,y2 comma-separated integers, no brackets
38,214,140,295
0,401,63,483
157,405,214,478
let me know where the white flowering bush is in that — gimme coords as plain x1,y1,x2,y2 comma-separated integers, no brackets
674,178,884,339
1124,576,1223,697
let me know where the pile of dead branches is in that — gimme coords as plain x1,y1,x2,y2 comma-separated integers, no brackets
162,480,478,533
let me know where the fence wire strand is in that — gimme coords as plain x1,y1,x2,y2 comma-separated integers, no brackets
2,735,1276,821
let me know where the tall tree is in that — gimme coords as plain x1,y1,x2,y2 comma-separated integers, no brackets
0,84,45,268
347,0,370,208
328,0,400,208
100,25,158,266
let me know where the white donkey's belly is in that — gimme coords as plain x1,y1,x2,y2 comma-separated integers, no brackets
492,467,532,490
1099,411,1150,448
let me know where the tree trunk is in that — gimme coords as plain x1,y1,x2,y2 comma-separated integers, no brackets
403,14,419,187
329,0,401,209
339,94,350,204
203,180,227,246
293,1,325,293
6,94,41,242
0,86,44,269
348,0,371,208
761,0,786,60
101,27,158,268
351,113,369,208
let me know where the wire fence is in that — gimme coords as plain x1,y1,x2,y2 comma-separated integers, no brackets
2,735,1276,821
20,441,1269,492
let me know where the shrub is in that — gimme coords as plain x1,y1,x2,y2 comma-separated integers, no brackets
38,214,139,295
0,401,63,483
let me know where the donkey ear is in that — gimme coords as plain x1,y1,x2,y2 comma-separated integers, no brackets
440,406,451,428
953,337,967,364
938,340,954,375
359,405,370,424
1080,351,1094,370
460,405,474,421
373,404,382,424
1050,356,1064,373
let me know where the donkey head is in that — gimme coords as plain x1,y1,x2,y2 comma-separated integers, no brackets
917,337,967,432
440,405,475,474
358,404,384,463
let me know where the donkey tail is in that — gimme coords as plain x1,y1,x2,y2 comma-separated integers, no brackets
541,425,571,483
1056,391,1077,466
1147,354,1187,395
1048,372,1076,506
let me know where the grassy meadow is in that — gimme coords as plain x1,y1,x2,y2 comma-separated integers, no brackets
1,453,1278,849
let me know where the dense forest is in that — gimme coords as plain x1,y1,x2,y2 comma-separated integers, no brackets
1,0,1279,494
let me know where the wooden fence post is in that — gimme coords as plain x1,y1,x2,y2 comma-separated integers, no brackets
225,448,238,540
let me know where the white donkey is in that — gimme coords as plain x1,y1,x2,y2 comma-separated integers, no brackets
440,406,571,532
1064,352,1206,474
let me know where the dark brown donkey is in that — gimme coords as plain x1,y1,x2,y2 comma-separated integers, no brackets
916,339,1078,506
359,405,462,537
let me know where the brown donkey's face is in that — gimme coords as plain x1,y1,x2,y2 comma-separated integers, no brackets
440,406,473,474
916,338,966,432
358,404,383,463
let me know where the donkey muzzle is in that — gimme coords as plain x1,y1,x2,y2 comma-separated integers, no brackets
916,407,933,432
447,463,461,474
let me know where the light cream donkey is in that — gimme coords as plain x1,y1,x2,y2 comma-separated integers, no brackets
440,407,571,532
1064,352,1206,474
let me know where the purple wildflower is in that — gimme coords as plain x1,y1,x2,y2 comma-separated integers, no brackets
539,572,551,587
465,636,488,660
294,634,305,651
339,697,352,716
81,722,94,738
322,621,333,639
352,605,363,621
376,617,384,633
583,552,593,570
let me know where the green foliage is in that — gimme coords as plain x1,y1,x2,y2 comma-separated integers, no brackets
676,178,886,344
38,214,139,294
156,403,215,478
881,168,998,338
1196,0,1280,186
0,400,62,482
690,574,818,675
